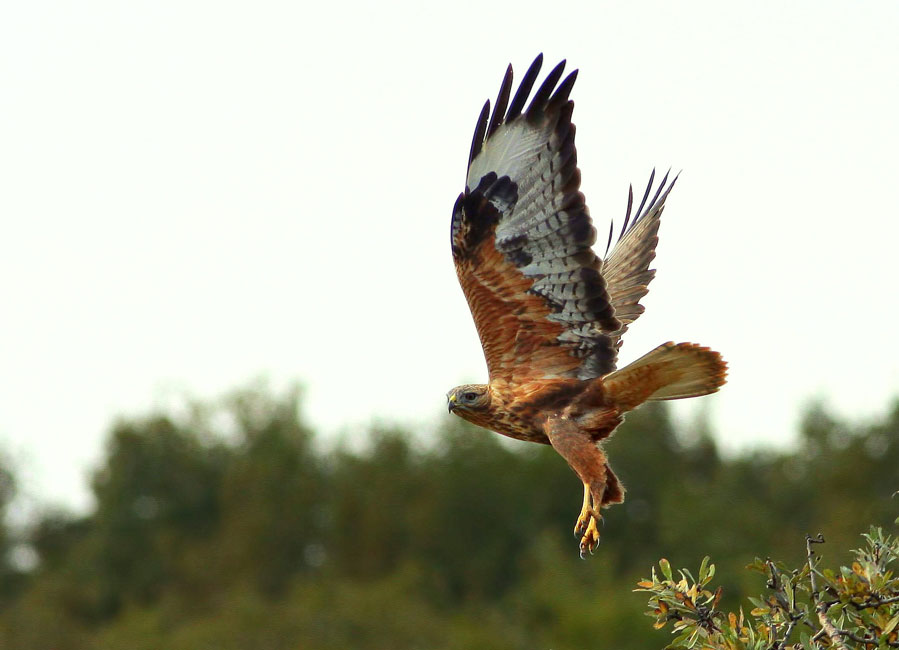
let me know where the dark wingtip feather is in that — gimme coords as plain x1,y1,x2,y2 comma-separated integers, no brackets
652,168,679,212
526,59,566,119
633,168,656,224
487,65,513,138
644,168,671,217
605,219,615,257
506,53,543,121
475,56,577,166
468,100,490,169
604,168,682,259
635,167,678,222
618,184,635,242
547,69,578,111
607,168,680,254
668,169,681,193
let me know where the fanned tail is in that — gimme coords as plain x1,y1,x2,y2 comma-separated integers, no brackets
603,342,727,412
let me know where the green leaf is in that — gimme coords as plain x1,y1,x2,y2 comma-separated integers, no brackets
699,556,710,582
747,596,765,610
660,558,673,581
669,628,694,648
800,630,812,650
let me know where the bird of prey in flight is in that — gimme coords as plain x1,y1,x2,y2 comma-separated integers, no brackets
446,54,727,556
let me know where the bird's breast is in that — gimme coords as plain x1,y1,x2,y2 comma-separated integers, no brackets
484,378,589,444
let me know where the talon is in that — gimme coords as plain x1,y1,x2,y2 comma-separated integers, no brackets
578,511,602,556
578,537,593,557
573,514,592,537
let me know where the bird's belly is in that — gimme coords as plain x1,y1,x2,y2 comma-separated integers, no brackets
491,420,551,444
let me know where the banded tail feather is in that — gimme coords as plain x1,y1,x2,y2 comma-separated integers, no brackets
603,342,728,412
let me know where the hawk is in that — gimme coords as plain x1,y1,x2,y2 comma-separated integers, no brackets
446,55,727,557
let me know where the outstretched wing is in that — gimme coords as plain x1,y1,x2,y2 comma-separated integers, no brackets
451,55,622,385
602,169,678,352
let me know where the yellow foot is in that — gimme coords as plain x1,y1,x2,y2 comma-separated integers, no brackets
573,482,602,557
579,515,601,558
573,503,600,537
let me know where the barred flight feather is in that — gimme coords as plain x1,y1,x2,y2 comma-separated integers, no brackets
603,170,678,345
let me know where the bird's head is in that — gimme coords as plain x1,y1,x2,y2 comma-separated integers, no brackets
446,384,491,421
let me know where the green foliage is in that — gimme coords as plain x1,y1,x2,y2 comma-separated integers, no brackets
0,387,896,649
638,526,899,650
0,456,24,604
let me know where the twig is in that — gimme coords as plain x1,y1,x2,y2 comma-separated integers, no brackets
816,606,851,649
806,533,852,650
776,613,805,650
806,534,825,596
835,629,874,645
834,628,899,648
766,558,781,591
849,594,899,610
810,628,827,645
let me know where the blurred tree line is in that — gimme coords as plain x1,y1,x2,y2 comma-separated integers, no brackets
0,385,896,650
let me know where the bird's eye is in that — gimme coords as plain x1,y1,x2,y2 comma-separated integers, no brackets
463,392,477,402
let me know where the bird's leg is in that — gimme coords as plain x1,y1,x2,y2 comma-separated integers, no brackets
545,416,613,557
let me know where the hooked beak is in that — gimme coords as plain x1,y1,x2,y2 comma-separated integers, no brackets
447,393,457,413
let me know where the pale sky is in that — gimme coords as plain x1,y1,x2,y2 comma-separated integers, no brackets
2,0,898,514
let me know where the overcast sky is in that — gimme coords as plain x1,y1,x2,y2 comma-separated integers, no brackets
2,0,898,514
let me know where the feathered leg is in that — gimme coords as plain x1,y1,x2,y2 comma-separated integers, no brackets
544,416,612,556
